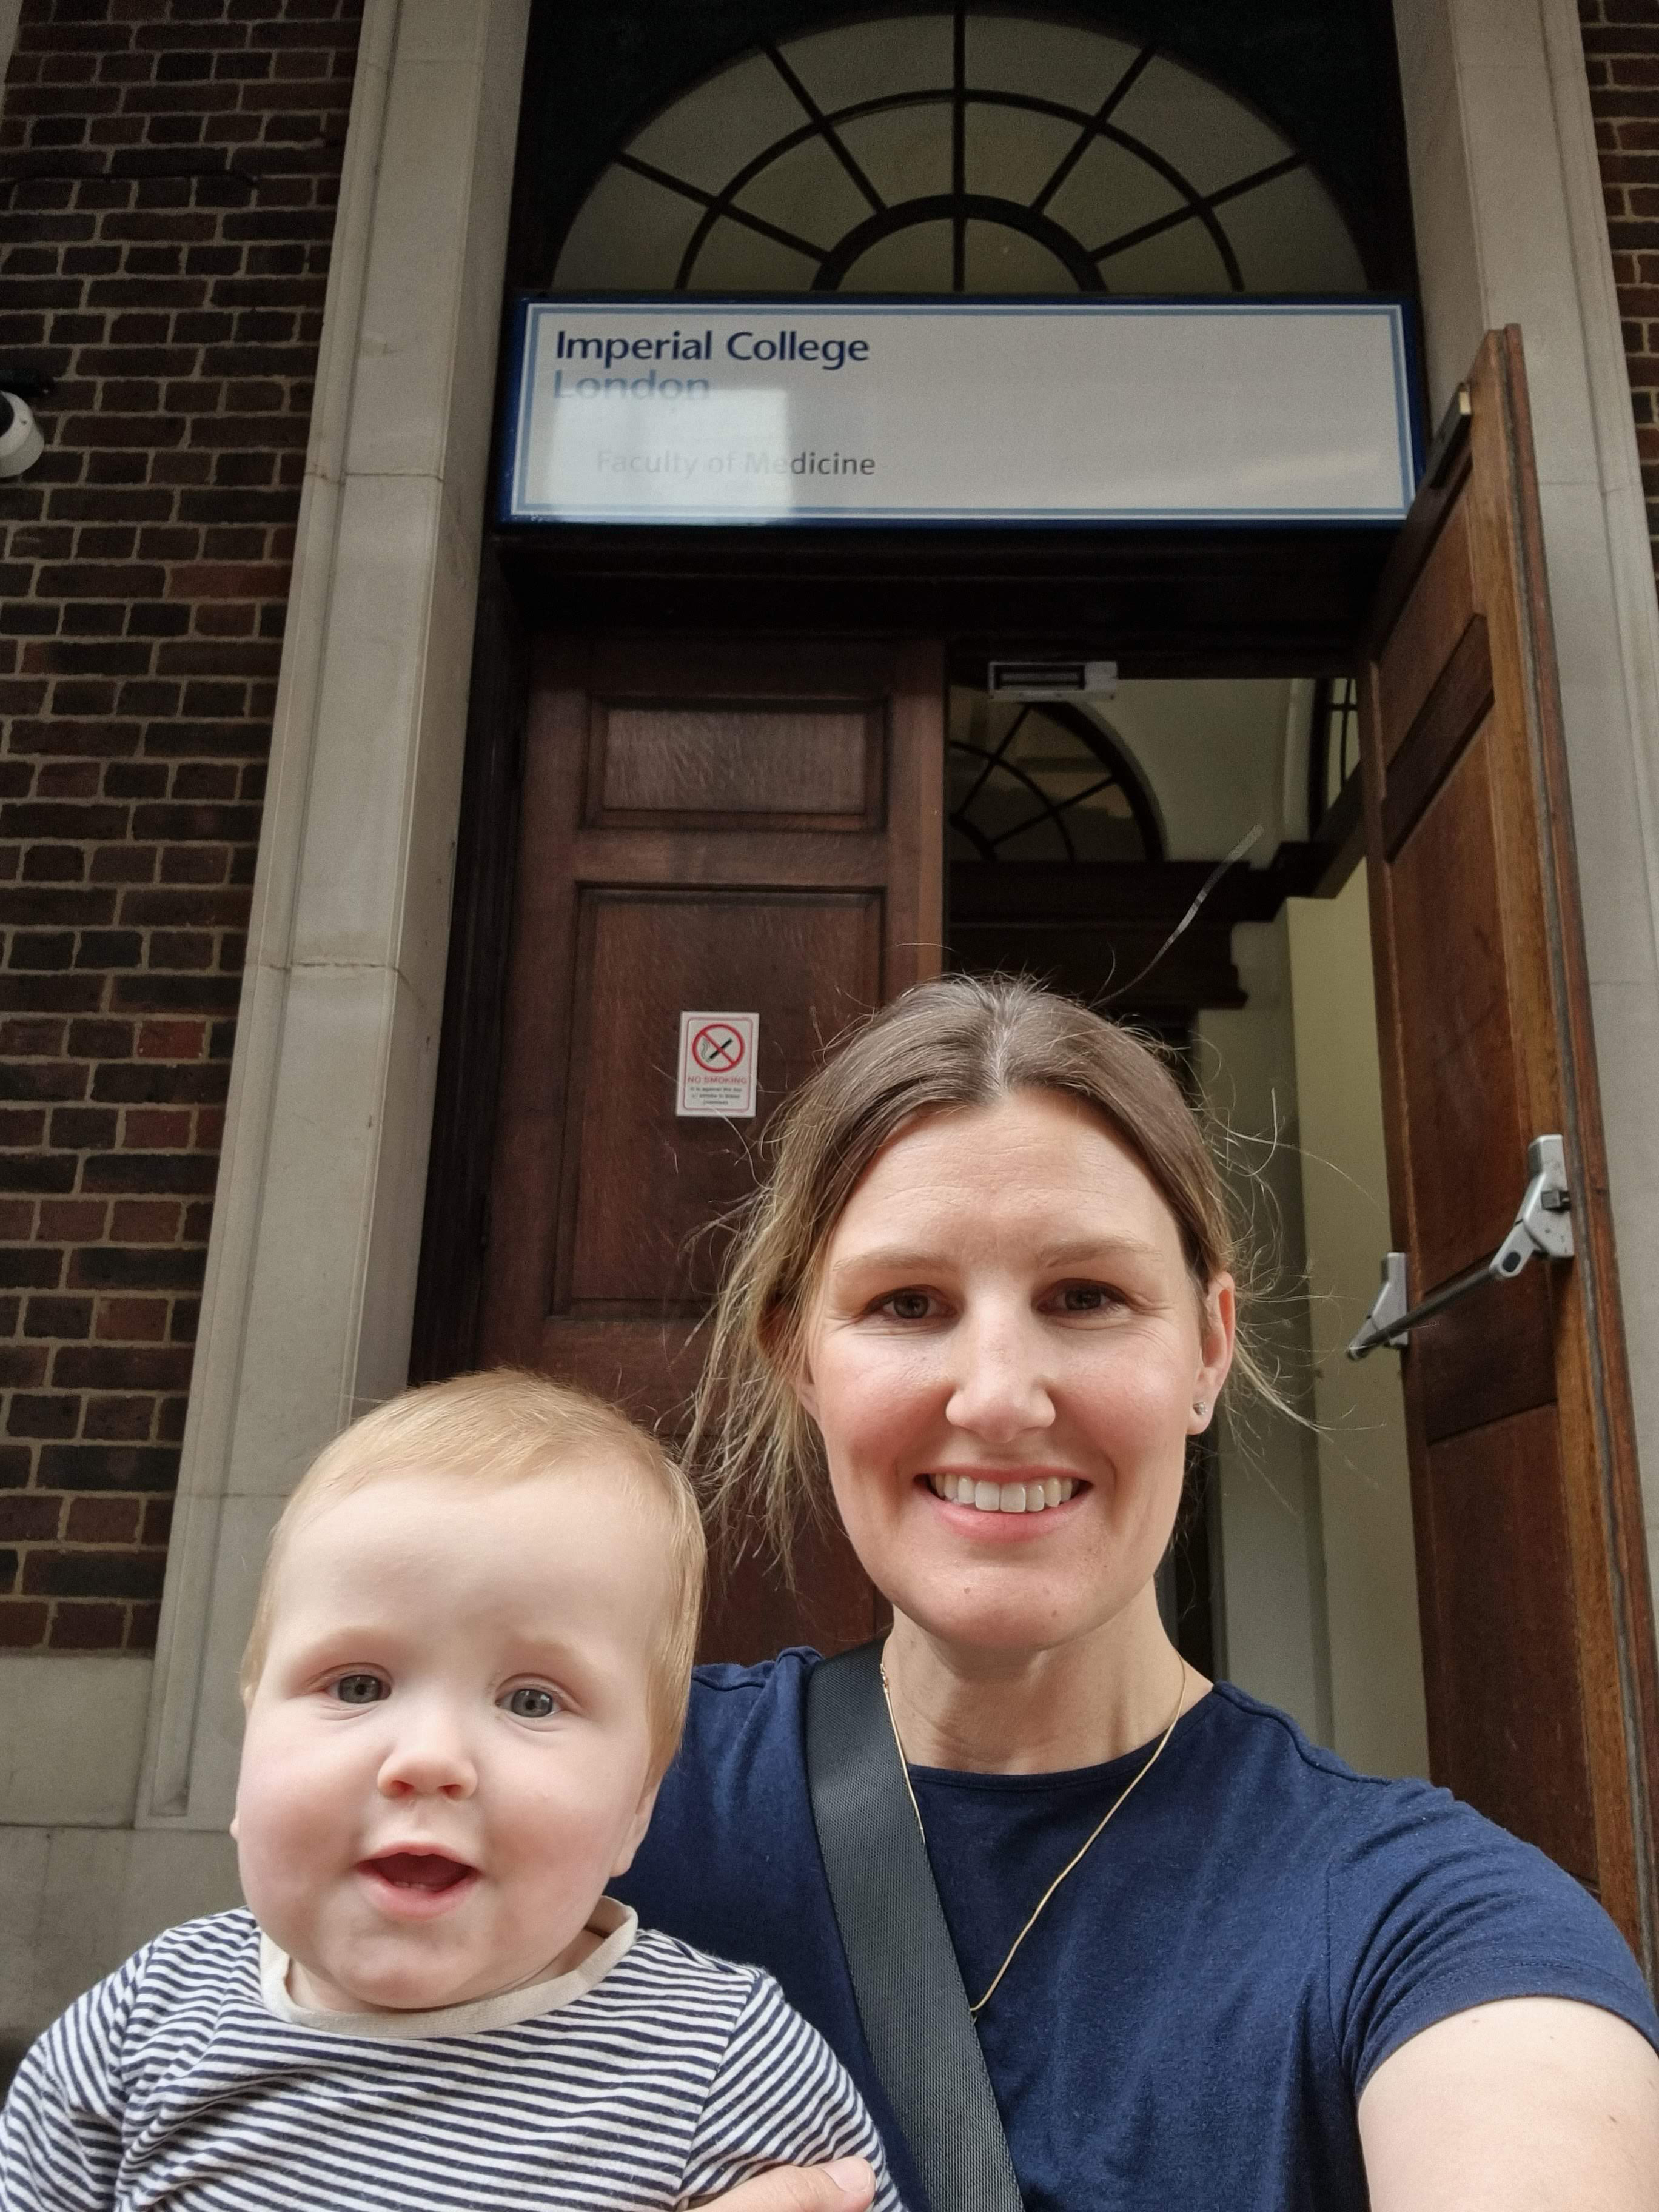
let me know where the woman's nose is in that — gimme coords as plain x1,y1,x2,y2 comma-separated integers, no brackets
375,1701,478,1801
945,1306,1056,1441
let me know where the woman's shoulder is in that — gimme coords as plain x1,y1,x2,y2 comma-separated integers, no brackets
1198,1681,1620,1903
1192,1680,1446,1823
648,1646,823,1822
685,1645,820,1732
1198,1683,1658,2080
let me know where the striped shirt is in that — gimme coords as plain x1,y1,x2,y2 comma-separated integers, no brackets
0,1903,904,2211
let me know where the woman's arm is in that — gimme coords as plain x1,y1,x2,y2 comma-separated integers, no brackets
1358,1997,1659,2210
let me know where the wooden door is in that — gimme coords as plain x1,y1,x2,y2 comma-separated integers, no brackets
1358,329,1659,1968
478,634,943,1663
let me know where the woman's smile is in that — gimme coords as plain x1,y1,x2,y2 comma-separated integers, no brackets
922,1472,1082,1513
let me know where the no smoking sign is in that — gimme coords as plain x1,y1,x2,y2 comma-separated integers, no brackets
675,1010,759,1119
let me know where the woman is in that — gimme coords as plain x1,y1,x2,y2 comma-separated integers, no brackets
615,976,1659,2212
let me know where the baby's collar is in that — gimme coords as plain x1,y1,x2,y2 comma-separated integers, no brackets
257,1895,637,2039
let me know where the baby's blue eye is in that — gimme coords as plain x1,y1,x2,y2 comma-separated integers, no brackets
332,1673,386,1705
501,1685,560,1720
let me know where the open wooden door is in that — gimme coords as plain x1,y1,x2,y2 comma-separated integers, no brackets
1358,329,1659,1969
478,634,943,1663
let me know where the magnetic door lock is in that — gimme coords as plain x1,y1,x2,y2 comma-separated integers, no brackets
1346,1135,1574,1361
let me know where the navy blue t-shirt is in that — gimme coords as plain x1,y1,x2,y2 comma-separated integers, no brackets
615,1652,1659,2212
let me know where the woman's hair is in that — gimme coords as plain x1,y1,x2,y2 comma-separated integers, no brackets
240,1369,706,1778
693,971,1266,1573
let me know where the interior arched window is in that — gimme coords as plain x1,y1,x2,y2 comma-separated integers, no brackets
948,695,1162,863
552,9,1365,297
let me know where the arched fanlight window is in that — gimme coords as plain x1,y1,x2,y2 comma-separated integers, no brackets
1307,674,1361,834
553,8,1365,297
949,694,1162,863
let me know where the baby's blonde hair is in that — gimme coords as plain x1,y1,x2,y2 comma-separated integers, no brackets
240,1369,705,1777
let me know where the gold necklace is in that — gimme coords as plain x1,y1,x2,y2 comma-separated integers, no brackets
879,1652,1190,2019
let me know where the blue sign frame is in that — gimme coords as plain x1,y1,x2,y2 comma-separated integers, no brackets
497,293,1422,530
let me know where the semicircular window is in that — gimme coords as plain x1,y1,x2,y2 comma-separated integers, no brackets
950,694,1162,863
553,9,1365,296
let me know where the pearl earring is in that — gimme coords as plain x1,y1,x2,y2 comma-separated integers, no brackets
1192,1398,1208,1417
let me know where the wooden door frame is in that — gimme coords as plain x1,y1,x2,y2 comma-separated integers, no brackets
1358,330,1659,1965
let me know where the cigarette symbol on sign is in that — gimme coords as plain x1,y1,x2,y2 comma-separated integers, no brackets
692,1024,746,1071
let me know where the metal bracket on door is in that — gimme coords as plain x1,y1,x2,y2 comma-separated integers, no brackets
1346,1134,1574,1361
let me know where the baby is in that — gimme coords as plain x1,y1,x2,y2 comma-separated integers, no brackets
0,1370,899,2211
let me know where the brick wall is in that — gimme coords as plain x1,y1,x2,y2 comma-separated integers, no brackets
1585,0,1659,570
0,0,361,1652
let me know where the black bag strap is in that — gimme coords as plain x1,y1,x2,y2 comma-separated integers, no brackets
805,1640,1025,2212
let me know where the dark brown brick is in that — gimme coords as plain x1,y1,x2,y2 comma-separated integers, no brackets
0,1598,51,1647
22,1296,92,1341
0,1062,89,1102
0,1493,62,1541
36,1441,180,1493
7,1393,80,1439
0,1345,49,1387
65,1244,206,1292
48,1601,126,1649
80,1150,219,1195
0,1248,64,1289
53,1342,194,1390
65,1494,143,1541
36,1198,106,1241
47,1105,118,1148
0,1153,76,1195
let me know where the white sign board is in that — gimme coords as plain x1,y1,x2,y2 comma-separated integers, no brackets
501,297,1418,528
676,1011,759,1119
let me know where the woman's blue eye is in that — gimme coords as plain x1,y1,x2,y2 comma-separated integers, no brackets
332,1673,386,1705
502,1686,560,1720
885,1291,933,1321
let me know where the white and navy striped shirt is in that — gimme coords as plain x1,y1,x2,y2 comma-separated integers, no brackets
0,1903,904,2211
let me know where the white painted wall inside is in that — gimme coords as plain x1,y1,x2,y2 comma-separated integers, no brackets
1287,873,1430,1778
1196,917,1333,1741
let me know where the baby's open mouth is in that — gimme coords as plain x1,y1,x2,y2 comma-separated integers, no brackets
362,1851,475,1892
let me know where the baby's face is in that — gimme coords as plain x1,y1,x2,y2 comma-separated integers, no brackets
233,1460,666,2013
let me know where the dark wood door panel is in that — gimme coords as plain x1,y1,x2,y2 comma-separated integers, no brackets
1415,1269,1557,1443
594,703,879,826
1381,615,1493,857
1378,494,1476,763
1421,1407,1597,1884
560,889,882,1311
1391,725,1526,1287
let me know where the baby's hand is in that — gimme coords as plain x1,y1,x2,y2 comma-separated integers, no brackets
697,2157,876,2212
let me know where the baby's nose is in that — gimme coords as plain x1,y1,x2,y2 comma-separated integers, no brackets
375,1709,477,1799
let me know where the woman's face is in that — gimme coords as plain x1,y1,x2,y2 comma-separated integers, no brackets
796,1089,1235,1657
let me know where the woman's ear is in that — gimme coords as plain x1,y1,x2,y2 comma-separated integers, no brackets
791,1353,820,1426
1190,1272,1236,1430
774,1302,820,1425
